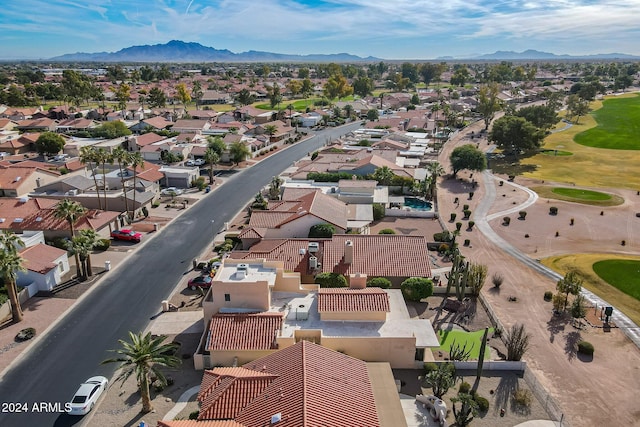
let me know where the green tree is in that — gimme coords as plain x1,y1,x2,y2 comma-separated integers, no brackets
366,109,379,121
372,166,395,185
236,88,255,106
353,76,374,98
515,105,560,130
372,203,385,221
92,121,132,138
102,332,181,413
450,66,470,87
112,147,131,215
267,84,282,109
263,124,278,141
309,223,336,238
229,141,250,166
366,277,392,289
54,199,86,278
267,176,283,200
204,148,220,185
129,152,145,219
79,146,103,210
566,94,591,124
477,82,502,130
424,161,445,200
556,270,583,311
35,132,65,157
314,272,348,288
400,277,434,301
323,74,353,102
0,231,26,323
419,63,445,87
450,145,487,177
191,80,203,108
424,363,455,398
207,136,227,156
489,116,545,156
114,83,131,111
147,87,167,108
570,294,587,322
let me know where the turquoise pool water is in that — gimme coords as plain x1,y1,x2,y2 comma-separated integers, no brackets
404,197,433,211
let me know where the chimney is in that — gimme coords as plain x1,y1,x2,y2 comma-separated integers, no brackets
349,273,367,289
344,240,354,264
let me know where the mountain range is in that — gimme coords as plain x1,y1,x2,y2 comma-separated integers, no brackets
50,40,379,63
49,41,639,62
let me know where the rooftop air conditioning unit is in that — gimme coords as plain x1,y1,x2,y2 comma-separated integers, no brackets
308,242,319,253
68,189,78,196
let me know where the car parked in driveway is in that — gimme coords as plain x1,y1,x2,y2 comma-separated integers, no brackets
67,376,108,415
187,275,212,290
161,187,183,196
110,229,142,243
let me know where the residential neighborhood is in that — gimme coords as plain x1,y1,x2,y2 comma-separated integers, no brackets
0,55,639,427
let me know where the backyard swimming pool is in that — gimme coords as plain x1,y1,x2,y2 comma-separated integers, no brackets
404,197,433,211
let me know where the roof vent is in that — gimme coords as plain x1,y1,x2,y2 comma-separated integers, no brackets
18,196,29,203
35,217,43,222
299,248,306,255
14,176,22,182
13,218,23,223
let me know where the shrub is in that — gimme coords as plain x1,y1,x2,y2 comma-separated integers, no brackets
438,243,450,253
372,203,385,220
152,379,166,392
463,204,469,211
544,291,553,301
367,277,392,289
315,272,348,288
492,273,504,288
555,231,560,237
570,217,574,225
189,410,199,420
518,211,527,220
94,238,111,251
474,395,490,412
400,277,434,301
378,228,396,234
141,206,149,217
503,216,511,226
459,381,471,394
525,234,530,238
450,213,457,222
469,191,475,199
549,206,558,215
424,362,438,373
513,389,533,408
467,221,475,230
463,209,471,219
308,223,335,238
456,222,463,231
577,341,594,356
463,239,470,246
434,231,453,242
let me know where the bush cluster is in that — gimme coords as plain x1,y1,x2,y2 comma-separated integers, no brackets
543,291,553,301
577,341,594,356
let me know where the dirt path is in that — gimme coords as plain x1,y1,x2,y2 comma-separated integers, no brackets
436,121,640,426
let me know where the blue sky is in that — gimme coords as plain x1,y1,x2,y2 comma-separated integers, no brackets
1,0,639,60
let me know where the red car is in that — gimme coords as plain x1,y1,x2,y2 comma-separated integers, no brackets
110,229,142,243
187,275,212,290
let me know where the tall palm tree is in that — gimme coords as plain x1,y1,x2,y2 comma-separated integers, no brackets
425,161,446,200
372,166,395,186
94,148,110,212
204,148,219,185
0,231,26,323
263,124,278,142
54,199,87,279
112,147,131,216
67,235,90,279
79,146,103,210
102,332,181,413
129,152,145,220
78,229,99,277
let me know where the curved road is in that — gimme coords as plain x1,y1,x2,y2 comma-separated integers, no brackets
0,122,362,427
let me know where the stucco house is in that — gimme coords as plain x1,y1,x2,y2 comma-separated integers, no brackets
17,243,70,293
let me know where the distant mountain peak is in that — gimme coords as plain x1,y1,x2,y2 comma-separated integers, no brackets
49,40,378,63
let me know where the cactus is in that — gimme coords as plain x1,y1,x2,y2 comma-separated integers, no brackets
476,327,489,382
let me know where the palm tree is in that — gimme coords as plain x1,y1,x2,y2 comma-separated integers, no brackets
54,199,86,278
129,152,145,220
94,148,110,212
343,104,354,120
76,229,99,277
112,147,131,216
204,148,220,185
425,161,445,200
67,235,90,279
79,146,103,210
372,166,395,186
102,332,181,413
263,124,278,142
0,231,26,323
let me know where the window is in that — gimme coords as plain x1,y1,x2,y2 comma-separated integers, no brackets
224,294,231,302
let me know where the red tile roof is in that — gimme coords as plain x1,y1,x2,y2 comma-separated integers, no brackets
317,288,390,313
135,132,166,147
323,234,431,278
229,239,320,275
206,313,283,351
231,341,380,427
158,421,246,427
198,368,278,420
19,243,67,274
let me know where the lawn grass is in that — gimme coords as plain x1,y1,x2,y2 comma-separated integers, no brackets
541,253,640,326
574,94,640,150
539,149,572,156
437,328,493,360
521,94,640,189
530,186,624,206
592,259,640,301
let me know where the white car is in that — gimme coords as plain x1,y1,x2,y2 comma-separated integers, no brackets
161,187,183,196
185,159,195,166
67,376,108,415
194,158,205,166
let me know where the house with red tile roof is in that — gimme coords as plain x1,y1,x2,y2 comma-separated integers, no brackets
0,132,31,155
0,162,61,197
187,340,406,427
17,243,70,293
15,117,57,132
128,116,174,134
239,191,346,248
56,118,98,134
194,258,439,370
0,118,17,132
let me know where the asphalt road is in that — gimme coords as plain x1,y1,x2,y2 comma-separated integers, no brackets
0,122,362,427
